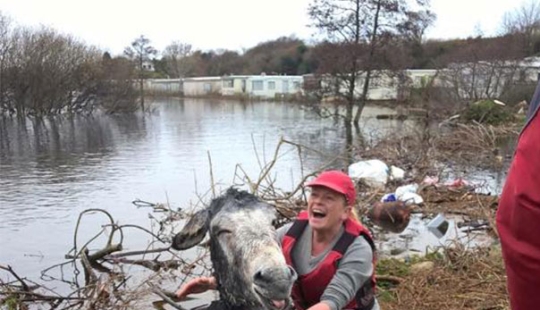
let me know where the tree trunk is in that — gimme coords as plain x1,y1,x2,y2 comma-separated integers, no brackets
0,60,4,110
345,70,357,125
345,96,354,124
344,119,354,166
139,78,145,112
353,0,382,125
354,69,372,124
354,121,365,148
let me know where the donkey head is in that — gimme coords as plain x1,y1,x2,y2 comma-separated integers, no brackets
172,188,296,310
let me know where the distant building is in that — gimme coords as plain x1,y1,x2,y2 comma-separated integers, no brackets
316,70,439,102
221,75,303,99
182,76,222,96
141,61,155,72
247,75,303,98
221,76,249,96
145,79,182,95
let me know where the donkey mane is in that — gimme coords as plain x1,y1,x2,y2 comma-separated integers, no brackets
207,188,262,217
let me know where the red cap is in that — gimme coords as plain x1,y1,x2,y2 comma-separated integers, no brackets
306,170,356,205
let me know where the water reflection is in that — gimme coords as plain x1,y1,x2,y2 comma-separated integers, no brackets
0,114,147,166
0,114,150,230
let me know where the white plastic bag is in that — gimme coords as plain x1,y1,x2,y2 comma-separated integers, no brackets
400,192,424,206
395,183,419,199
389,166,405,181
395,183,423,206
348,160,389,188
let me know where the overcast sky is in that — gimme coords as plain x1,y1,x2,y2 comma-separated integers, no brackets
0,0,526,55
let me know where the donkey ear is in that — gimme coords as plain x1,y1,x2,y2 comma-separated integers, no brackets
171,209,210,250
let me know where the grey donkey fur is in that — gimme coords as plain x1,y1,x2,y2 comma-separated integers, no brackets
172,188,297,310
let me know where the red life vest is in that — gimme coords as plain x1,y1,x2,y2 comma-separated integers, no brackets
496,101,540,310
282,211,376,310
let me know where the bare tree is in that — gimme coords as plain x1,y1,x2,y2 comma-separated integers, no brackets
397,9,436,44
501,0,540,54
0,12,13,113
5,26,106,116
162,41,192,78
308,0,435,129
0,22,138,116
99,55,139,114
124,35,157,111
437,36,531,102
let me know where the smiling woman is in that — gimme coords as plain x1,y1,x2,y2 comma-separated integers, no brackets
279,170,378,310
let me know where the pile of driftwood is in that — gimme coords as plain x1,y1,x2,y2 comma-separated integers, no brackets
0,203,211,310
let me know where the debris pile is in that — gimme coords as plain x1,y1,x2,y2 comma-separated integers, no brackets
377,245,508,310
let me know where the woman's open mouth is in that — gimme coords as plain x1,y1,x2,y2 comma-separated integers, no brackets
311,209,327,218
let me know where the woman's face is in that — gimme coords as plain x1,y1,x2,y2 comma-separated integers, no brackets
307,186,350,233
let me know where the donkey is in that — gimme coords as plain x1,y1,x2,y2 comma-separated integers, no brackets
172,187,297,310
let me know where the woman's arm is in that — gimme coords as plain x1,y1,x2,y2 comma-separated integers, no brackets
175,276,218,300
319,236,374,310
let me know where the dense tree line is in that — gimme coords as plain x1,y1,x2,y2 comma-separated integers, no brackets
155,36,317,78
153,32,537,79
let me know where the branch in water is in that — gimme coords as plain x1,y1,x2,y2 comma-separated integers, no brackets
107,258,181,272
0,265,30,292
149,284,189,310
105,246,171,259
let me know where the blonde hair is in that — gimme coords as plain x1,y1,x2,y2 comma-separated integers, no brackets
349,207,360,223
339,193,360,223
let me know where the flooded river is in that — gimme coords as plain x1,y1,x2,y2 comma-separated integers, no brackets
0,98,515,309
0,98,420,280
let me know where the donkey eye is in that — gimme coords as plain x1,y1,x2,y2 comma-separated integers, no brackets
216,229,232,236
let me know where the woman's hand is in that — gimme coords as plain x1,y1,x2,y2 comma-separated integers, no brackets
175,276,217,300
307,302,332,310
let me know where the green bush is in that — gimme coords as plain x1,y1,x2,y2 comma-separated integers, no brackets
462,100,515,125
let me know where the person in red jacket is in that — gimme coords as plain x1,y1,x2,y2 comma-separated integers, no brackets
496,83,540,310
176,170,379,310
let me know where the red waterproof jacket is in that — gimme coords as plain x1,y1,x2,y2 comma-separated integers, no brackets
282,211,376,310
496,84,540,310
